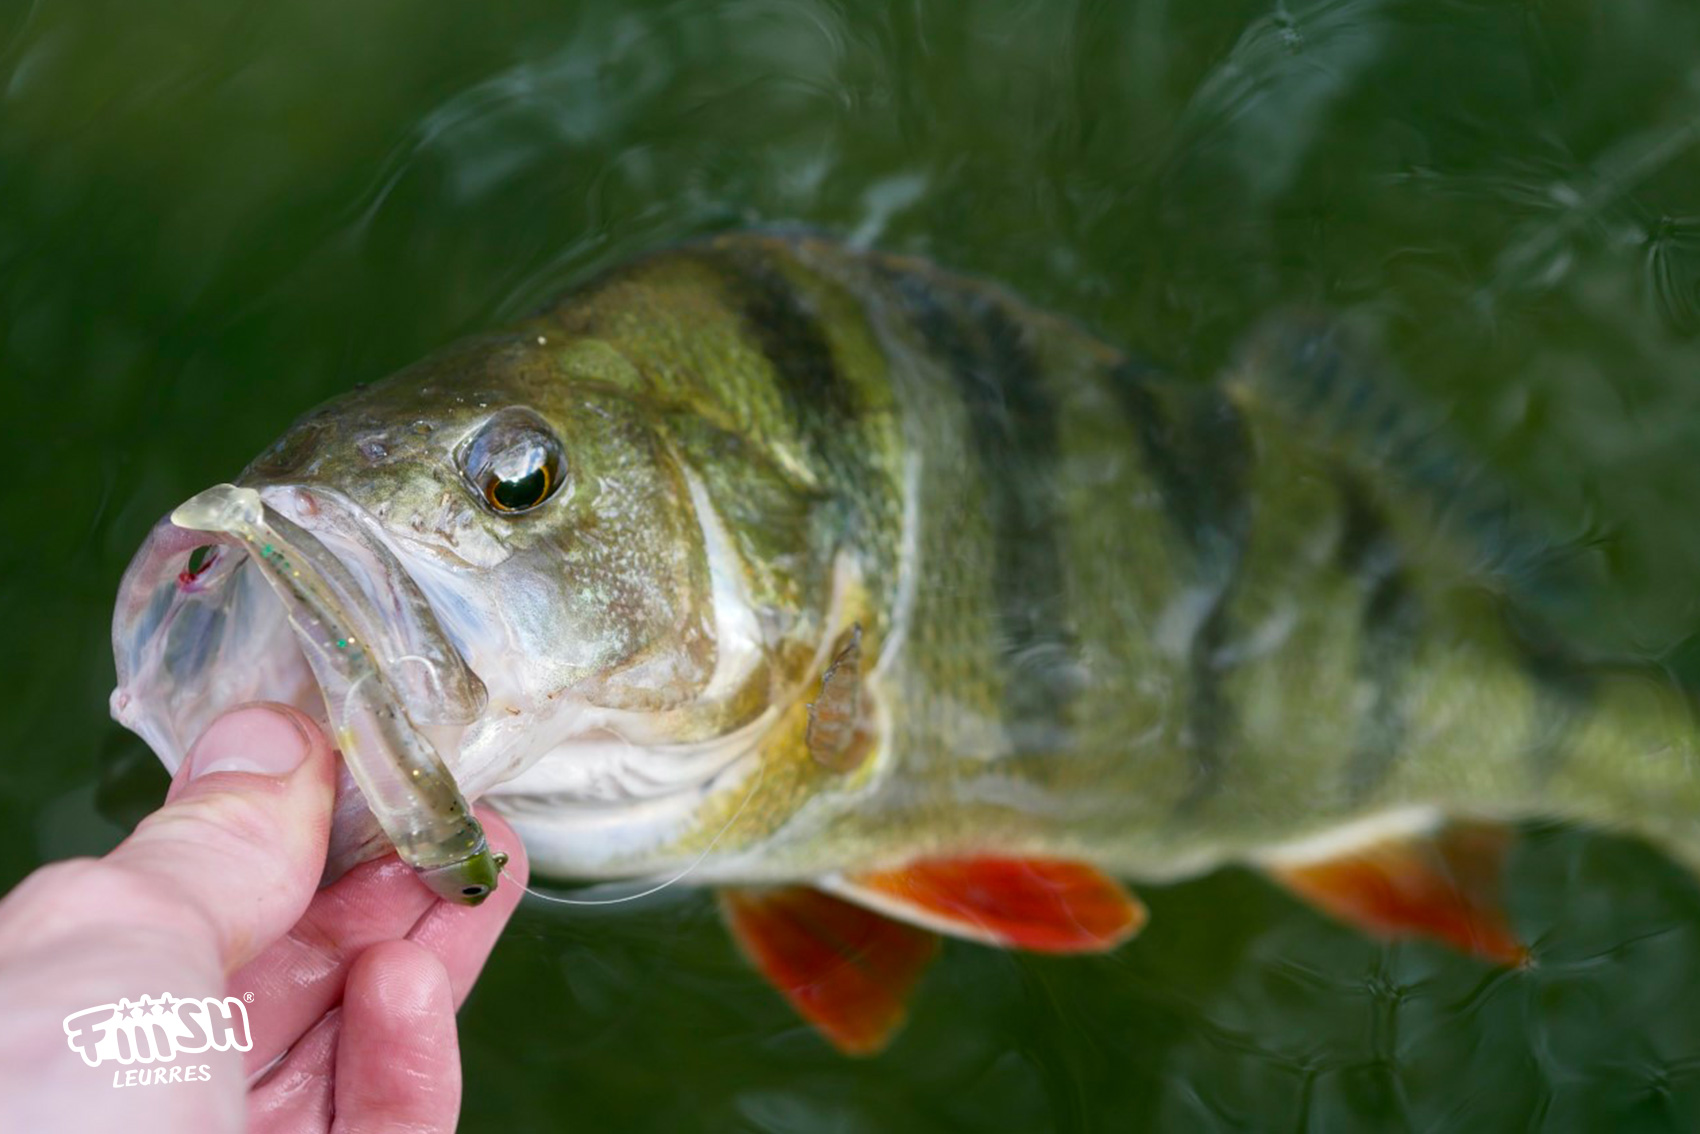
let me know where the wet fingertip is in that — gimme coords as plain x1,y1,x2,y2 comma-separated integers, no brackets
352,939,453,1019
336,940,461,1132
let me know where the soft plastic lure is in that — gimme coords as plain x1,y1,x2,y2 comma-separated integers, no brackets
171,484,505,905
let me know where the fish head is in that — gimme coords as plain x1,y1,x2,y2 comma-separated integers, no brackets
111,327,768,879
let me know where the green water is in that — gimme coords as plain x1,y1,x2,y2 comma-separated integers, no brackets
11,0,1700,1129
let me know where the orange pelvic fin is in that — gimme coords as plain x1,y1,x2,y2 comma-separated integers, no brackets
1265,822,1527,965
719,886,940,1056
831,856,1147,954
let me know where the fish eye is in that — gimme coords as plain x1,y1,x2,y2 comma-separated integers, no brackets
457,409,567,517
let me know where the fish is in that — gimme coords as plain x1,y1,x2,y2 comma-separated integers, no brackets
110,230,1700,1054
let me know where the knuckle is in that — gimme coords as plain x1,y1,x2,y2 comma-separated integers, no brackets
283,908,348,974
99,855,232,964
14,856,102,898
42,859,176,921
0,858,217,971
0,857,102,924
141,786,286,860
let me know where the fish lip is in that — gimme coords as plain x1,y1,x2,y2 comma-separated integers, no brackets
109,484,487,775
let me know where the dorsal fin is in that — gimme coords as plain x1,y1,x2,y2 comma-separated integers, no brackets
1264,822,1528,965
828,856,1146,954
719,886,939,1055
1230,314,1591,601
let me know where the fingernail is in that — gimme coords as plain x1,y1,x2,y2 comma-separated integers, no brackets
187,705,311,779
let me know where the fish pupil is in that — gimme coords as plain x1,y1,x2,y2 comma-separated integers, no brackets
489,466,549,512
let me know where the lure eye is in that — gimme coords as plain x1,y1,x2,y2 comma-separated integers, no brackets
461,885,488,898
457,408,567,517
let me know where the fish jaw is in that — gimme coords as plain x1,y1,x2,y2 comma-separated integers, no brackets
109,483,535,877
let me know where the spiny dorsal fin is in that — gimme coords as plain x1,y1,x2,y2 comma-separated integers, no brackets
1265,822,1528,965
1230,314,1588,599
828,856,1147,954
719,886,939,1056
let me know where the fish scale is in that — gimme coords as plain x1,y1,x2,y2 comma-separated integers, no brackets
693,234,1697,873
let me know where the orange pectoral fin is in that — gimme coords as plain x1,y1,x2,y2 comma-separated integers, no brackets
834,856,1147,954
719,886,940,1056
1266,823,1528,965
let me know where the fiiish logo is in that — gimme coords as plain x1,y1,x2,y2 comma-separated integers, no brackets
63,993,252,1087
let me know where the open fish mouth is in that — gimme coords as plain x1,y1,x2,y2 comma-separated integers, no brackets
110,482,491,880
111,483,486,763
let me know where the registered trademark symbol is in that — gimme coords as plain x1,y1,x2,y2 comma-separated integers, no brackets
242,992,254,1003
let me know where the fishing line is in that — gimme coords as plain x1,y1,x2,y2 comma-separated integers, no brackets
499,754,766,907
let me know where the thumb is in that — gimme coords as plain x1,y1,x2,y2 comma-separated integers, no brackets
106,703,337,972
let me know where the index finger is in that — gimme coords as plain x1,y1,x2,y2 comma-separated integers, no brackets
103,704,337,972
236,807,527,1075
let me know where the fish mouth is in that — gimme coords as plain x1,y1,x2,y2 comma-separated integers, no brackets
110,484,488,853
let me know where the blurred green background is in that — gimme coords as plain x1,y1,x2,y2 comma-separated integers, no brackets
11,0,1700,1129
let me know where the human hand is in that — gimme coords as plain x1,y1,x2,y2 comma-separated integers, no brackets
0,703,528,1133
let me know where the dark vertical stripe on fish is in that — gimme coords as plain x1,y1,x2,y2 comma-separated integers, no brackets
881,266,1078,733
1109,361,1252,802
1334,478,1421,799
693,244,862,459
1184,599,1234,804
1110,361,1252,571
